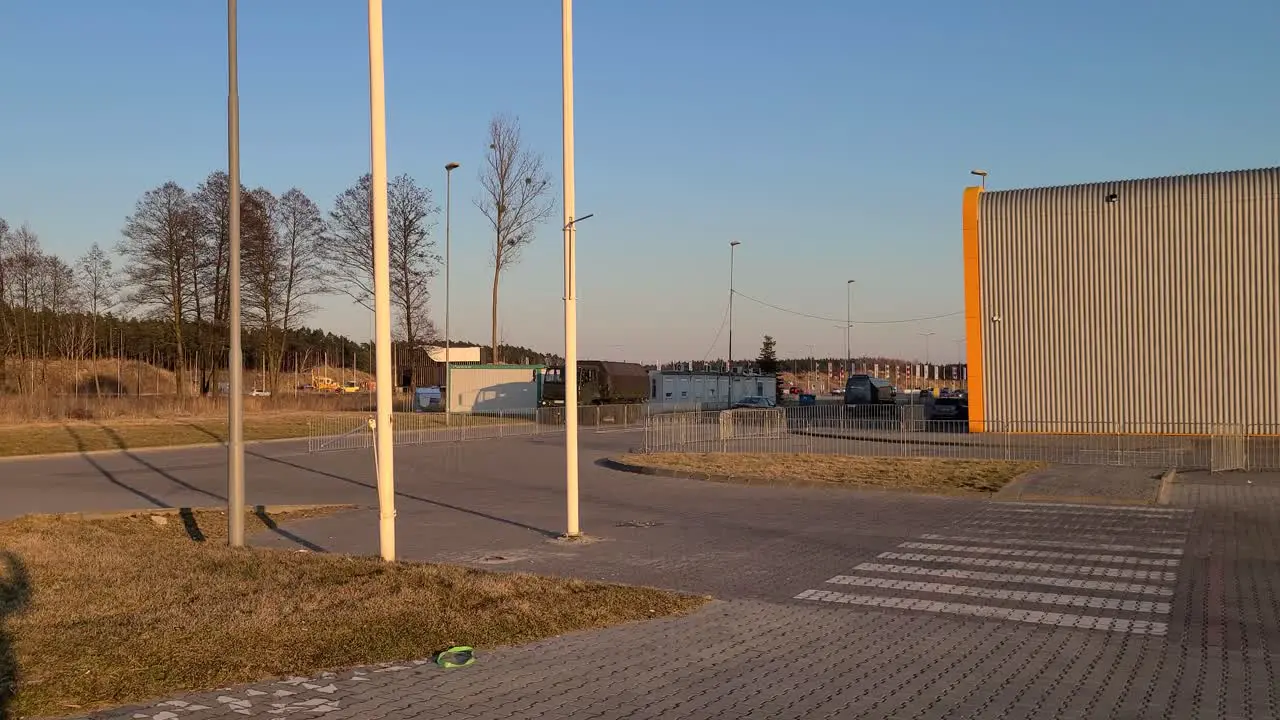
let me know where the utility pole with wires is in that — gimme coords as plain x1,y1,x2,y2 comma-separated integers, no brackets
727,240,741,394
845,279,855,377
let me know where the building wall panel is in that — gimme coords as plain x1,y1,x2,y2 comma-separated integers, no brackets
447,366,542,413
976,167,1279,433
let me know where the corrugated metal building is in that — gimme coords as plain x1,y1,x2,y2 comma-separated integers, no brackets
963,167,1279,434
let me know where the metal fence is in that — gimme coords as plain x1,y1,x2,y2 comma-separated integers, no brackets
640,404,1280,472
306,402,692,453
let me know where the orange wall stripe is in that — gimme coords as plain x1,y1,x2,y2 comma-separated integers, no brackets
962,186,985,432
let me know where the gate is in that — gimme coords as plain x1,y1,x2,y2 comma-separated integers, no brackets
1210,424,1247,472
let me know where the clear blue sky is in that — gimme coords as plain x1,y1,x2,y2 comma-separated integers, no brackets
3,0,1276,366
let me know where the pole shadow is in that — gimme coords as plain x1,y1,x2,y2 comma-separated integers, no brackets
0,552,32,720
64,426,169,509
247,450,560,539
182,422,224,444
252,506,328,553
98,425,226,503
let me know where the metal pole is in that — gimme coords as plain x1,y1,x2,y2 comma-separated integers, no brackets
845,280,854,377
368,0,397,561
444,162,458,419
728,240,739,402
226,0,245,548
919,331,936,390
562,0,581,538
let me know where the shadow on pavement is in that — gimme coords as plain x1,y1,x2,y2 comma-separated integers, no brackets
65,426,169,509
99,425,226,503
0,552,32,720
248,450,560,539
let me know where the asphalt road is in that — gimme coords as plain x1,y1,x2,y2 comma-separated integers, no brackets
2,429,973,602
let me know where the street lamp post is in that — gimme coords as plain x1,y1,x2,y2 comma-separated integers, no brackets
368,0,396,562
806,343,815,391
845,279,855,378
919,331,936,388
444,162,459,420
226,0,245,547
970,169,988,190
727,240,741,402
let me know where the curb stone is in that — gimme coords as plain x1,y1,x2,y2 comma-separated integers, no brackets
598,456,1001,497
599,457,763,486
1156,468,1179,505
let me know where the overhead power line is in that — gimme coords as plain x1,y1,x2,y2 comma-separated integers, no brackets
700,300,731,363
732,290,962,325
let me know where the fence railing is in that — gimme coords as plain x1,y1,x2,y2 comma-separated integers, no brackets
306,402,686,452
640,405,1280,472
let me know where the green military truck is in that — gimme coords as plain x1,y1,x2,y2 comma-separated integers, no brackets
541,360,649,406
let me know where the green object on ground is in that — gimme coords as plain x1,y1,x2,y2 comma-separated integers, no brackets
436,646,476,668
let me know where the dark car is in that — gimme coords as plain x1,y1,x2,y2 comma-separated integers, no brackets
927,396,968,430
731,395,776,409
844,374,896,406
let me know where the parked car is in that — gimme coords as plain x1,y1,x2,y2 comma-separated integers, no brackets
927,396,968,429
249,389,271,397
844,374,896,406
731,395,776,409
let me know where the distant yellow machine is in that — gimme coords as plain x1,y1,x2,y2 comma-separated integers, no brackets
311,374,339,392
339,381,362,394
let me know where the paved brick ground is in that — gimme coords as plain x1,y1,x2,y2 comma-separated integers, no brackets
7,433,1277,719
993,465,1165,505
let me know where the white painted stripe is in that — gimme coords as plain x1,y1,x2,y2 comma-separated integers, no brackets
794,589,1167,635
967,515,1187,529
854,563,1174,596
824,575,1172,614
953,520,1188,535
1000,501,1191,515
897,542,1181,567
877,552,1178,582
918,533,1184,557
988,504,1187,515
934,526,1186,545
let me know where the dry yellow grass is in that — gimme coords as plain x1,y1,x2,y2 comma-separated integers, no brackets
619,452,1043,495
0,413,315,458
0,411,525,459
0,507,707,718
2,358,374,400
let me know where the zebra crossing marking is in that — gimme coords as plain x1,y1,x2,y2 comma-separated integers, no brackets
795,588,1168,635
917,533,1184,556
794,503,1191,634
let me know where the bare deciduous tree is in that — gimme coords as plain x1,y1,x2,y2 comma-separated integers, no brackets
324,173,440,352
475,113,554,364
242,187,325,391
388,176,440,350
191,171,235,394
77,242,114,394
0,217,11,390
2,224,44,391
117,182,198,396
